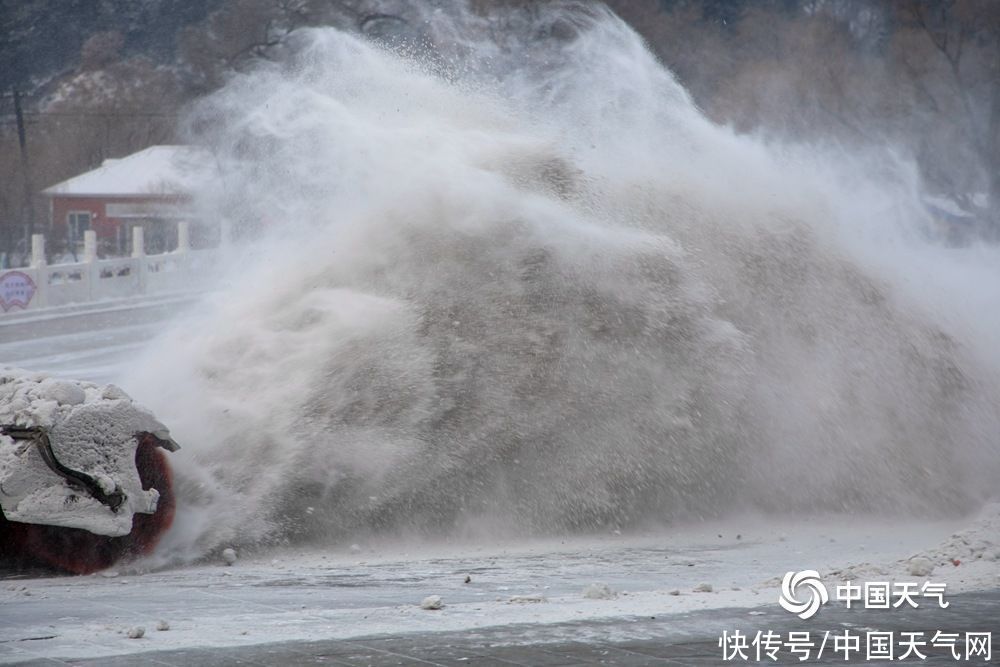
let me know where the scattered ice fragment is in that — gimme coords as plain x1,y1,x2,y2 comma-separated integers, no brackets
582,583,618,600
127,627,145,639
509,595,547,604
693,583,713,593
906,557,934,577
420,595,444,610
349,544,362,553
155,620,170,631
101,570,119,578
222,548,237,566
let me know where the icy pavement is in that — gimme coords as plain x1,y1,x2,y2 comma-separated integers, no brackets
29,591,1000,666
0,294,198,385
2,514,998,664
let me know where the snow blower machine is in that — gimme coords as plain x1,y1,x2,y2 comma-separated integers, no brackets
0,368,178,574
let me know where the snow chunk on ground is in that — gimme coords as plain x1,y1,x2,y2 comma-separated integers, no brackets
906,557,935,577
582,583,617,600
420,595,444,610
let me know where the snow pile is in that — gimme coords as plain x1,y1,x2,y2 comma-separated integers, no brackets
826,504,1000,592
911,503,1000,566
0,367,171,536
887,502,1000,592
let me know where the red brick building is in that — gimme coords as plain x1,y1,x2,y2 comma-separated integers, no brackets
42,145,210,257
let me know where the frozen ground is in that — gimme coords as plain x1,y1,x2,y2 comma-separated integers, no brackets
0,294,199,385
15,591,998,665
0,508,1000,664
2,510,999,664
2,303,998,665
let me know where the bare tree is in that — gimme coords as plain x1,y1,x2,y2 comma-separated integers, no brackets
888,0,1000,233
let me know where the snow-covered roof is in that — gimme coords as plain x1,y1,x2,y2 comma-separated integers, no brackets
43,145,212,198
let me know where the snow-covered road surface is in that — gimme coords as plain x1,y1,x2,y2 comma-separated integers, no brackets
0,295,198,385
37,591,1000,666
2,513,998,664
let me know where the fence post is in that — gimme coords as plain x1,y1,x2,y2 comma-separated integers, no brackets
176,221,191,273
30,234,47,308
31,234,45,268
83,230,97,262
132,226,146,294
131,227,144,258
83,230,97,300
177,221,190,253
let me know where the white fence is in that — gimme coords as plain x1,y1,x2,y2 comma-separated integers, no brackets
0,223,217,314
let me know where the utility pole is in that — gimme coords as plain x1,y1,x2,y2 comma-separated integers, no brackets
12,88,37,244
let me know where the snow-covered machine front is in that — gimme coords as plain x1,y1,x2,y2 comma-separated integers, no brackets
0,368,178,573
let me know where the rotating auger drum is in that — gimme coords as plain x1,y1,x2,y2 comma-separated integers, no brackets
0,369,178,574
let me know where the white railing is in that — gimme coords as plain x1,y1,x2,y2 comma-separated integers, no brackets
0,223,217,314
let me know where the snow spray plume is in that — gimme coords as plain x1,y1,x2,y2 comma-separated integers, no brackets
124,2,1000,561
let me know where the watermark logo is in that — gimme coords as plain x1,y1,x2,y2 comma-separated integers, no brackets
721,572,990,662
778,570,829,619
720,629,992,662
